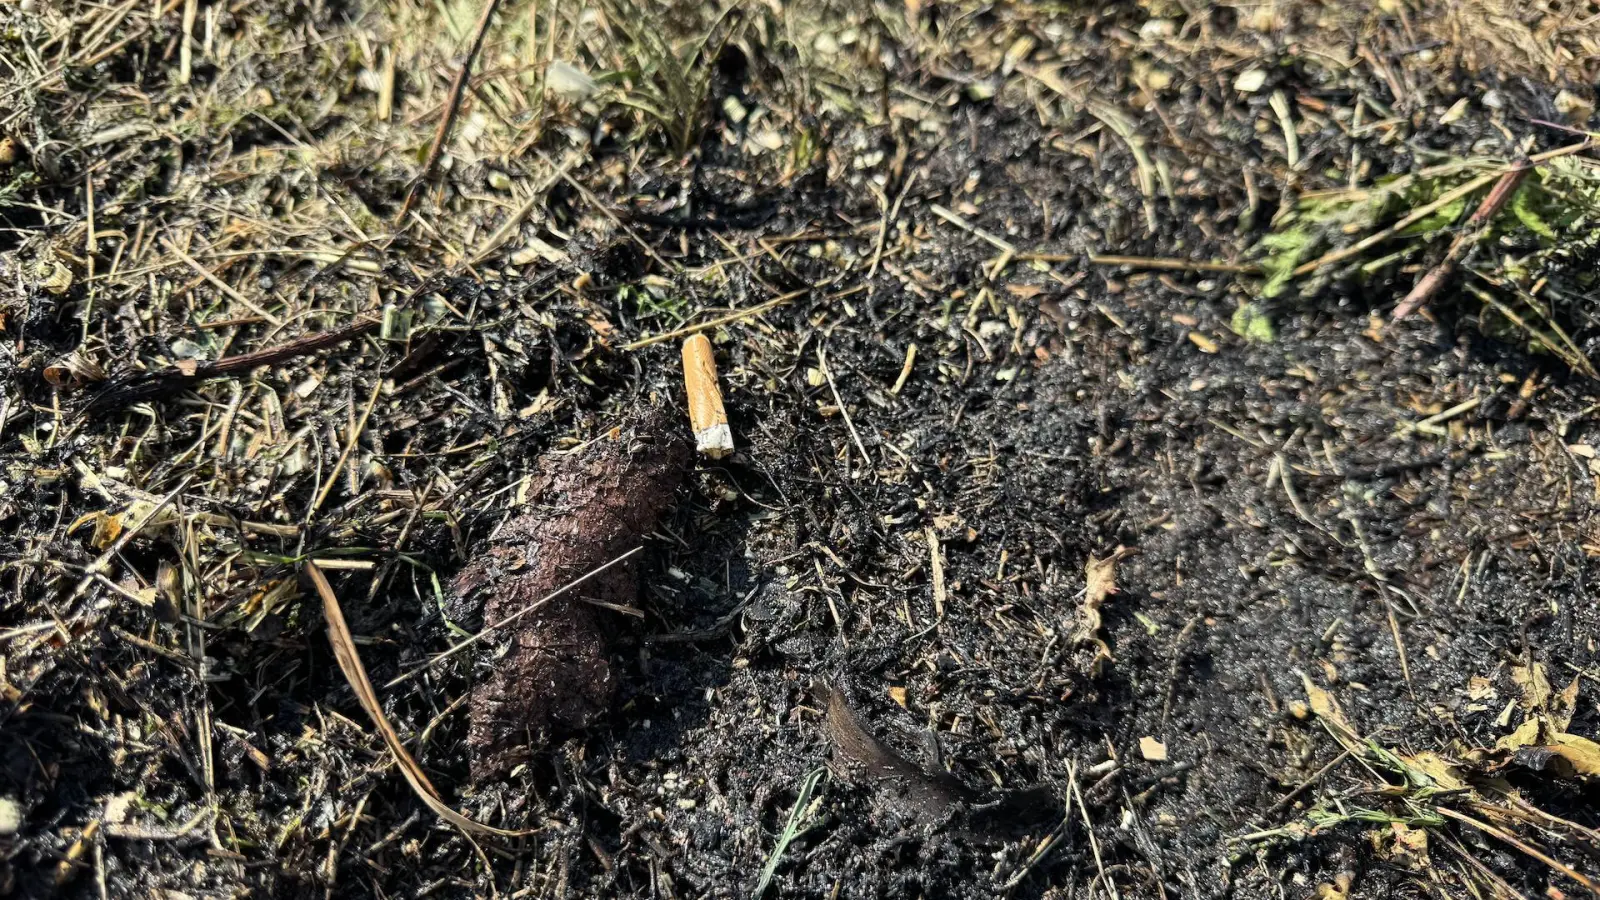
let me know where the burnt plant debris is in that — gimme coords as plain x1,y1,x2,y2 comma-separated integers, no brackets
3,0,1600,896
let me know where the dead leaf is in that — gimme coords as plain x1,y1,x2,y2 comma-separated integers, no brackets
1314,872,1353,900
1554,676,1580,732
1301,676,1362,751
1496,717,1545,752
1387,821,1431,867
305,561,528,837
1139,736,1168,762
1071,549,1126,675
1509,662,1553,712
1547,733,1600,776
1400,750,1467,792
1466,675,1496,702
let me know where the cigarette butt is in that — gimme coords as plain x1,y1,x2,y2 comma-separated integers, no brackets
682,334,733,458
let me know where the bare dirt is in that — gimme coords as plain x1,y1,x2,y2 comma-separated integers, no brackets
3,1,1600,898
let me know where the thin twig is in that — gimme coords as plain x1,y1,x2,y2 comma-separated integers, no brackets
1002,773,1076,891
540,151,675,271
394,0,504,225
1160,615,1200,731
160,237,284,326
1089,254,1259,274
818,345,870,465
1,477,193,724
929,203,1016,254
1070,760,1120,900
1291,171,1500,277
383,546,645,688
622,291,800,350
925,526,946,621
64,476,193,613
308,376,384,519
1391,162,1531,320
1263,748,1355,819
1435,805,1599,894
81,317,380,417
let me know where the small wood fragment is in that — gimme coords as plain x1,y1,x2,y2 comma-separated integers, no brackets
377,46,395,121
179,0,196,84
891,343,917,395
1392,161,1532,321
926,526,947,620
682,334,733,458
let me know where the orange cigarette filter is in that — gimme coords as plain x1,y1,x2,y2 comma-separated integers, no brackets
682,334,733,458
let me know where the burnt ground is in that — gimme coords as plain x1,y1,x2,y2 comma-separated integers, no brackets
4,0,1600,897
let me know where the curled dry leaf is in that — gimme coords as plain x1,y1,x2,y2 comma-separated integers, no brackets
43,350,106,389
1071,547,1130,676
1495,717,1600,779
305,561,528,837
1493,659,1595,778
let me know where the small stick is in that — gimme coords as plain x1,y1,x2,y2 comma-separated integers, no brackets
1,477,193,725
1291,170,1500,278
382,546,644,688
890,343,917,395
64,476,193,613
1070,760,1120,900
1002,769,1076,890
1270,90,1299,167
1391,162,1531,320
1089,254,1259,274
818,345,870,464
394,0,503,225
681,334,733,459
622,291,799,350
1262,747,1356,819
161,237,283,325
540,151,675,271
308,377,384,518
869,169,919,279
467,152,577,264
81,317,379,416
377,46,395,121
928,204,1017,254
1399,396,1480,436
178,0,196,84
925,526,946,621
1384,597,1415,702
1435,805,1600,894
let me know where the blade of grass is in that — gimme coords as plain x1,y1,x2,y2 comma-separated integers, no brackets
305,560,529,838
382,545,645,688
395,0,504,225
1435,805,1600,894
752,766,826,898
1392,162,1533,320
